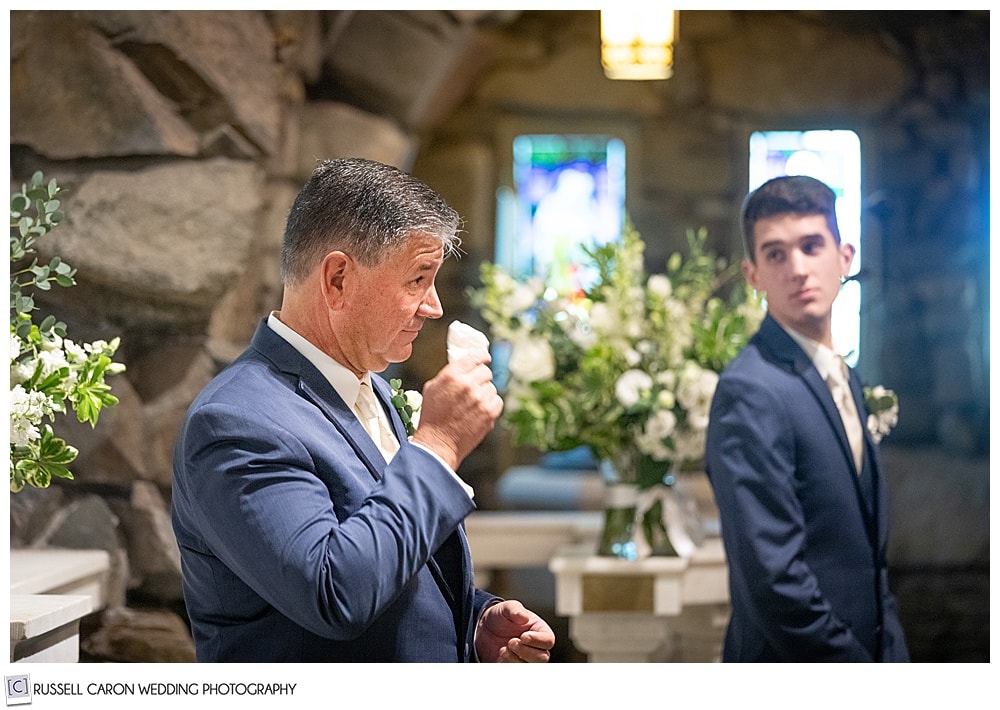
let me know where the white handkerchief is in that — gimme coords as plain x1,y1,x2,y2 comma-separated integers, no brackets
447,320,490,364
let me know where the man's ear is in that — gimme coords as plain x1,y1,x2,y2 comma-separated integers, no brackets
742,258,760,292
839,241,857,278
320,251,350,310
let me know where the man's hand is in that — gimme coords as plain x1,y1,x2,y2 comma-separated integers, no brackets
474,600,555,663
410,355,503,471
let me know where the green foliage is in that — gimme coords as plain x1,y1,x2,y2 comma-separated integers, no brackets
10,172,125,493
470,222,763,489
389,378,420,437
10,425,78,493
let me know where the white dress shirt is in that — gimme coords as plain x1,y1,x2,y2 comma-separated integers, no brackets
784,325,865,471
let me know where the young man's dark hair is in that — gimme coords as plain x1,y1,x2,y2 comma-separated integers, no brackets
741,174,842,261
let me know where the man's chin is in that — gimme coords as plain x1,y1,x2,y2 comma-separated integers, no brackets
387,345,414,365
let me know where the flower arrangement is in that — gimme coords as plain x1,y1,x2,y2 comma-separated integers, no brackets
864,385,899,443
10,171,125,492
469,222,764,490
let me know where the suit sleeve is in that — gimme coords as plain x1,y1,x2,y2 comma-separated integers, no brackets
174,399,476,641
706,371,872,661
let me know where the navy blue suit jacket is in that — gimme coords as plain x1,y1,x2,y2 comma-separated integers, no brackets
171,320,499,662
705,315,909,662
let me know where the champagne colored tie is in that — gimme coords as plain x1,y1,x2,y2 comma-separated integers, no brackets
355,381,399,461
826,357,864,473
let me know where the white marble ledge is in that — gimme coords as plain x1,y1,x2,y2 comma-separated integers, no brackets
549,536,725,573
10,548,111,607
465,510,603,568
9,594,92,663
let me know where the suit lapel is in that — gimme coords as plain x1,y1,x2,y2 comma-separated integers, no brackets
371,376,410,444
249,321,386,481
756,316,876,531
757,318,858,473
797,355,859,473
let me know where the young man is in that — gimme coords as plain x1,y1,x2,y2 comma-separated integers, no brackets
172,158,555,662
705,174,909,662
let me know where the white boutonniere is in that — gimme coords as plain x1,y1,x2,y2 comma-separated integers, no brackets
389,378,422,437
863,385,899,443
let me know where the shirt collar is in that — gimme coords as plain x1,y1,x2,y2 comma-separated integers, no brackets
267,311,367,406
782,324,841,382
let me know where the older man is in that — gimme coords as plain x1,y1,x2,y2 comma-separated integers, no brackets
172,158,555,662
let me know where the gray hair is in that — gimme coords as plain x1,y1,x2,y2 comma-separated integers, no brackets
280,158,462,285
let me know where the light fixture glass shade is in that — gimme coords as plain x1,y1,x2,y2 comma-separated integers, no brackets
601,9,677,80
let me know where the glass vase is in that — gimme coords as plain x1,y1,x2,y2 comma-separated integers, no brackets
597,450,682,559
597,475,639,560
638,495,678,557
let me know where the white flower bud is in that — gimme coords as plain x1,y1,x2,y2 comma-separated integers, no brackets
508,337,555,383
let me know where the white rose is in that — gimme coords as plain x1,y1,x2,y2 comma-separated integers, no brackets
405,390,423,428
645,408,677,440
647,274,672,298
677,364,718,412
508,337,555,383
615,369,653,408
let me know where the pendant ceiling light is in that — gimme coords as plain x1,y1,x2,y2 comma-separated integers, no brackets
600,9,677,80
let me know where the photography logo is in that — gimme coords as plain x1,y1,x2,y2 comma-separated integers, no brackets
5,675,31,706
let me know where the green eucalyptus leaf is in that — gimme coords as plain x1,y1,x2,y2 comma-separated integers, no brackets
11,193,29,213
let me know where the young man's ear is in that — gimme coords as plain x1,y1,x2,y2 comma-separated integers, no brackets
839,241,856,278
742,258,760,293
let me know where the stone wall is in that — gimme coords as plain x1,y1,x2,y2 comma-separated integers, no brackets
9,10,988,662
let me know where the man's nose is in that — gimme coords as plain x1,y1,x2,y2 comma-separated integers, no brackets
787,249,808,277
419,284,444,319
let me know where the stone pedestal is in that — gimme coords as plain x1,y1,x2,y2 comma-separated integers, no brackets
548,537,729,662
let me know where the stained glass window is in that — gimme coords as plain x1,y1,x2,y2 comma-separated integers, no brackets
749,130,862,365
